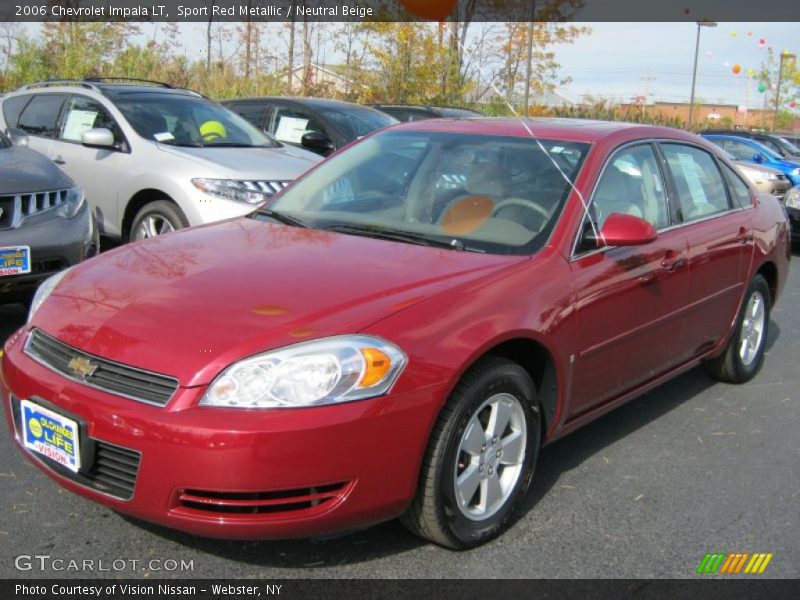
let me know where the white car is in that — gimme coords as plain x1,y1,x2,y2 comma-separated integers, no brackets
0,79,321,242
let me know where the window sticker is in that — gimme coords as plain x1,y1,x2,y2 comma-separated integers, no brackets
676,153,709,205
275,116,310,144
153,131,175,142
62,109,98,141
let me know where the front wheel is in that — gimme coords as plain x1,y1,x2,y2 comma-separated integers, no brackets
401,356,541,549
703,274,771,384
129,200,189,242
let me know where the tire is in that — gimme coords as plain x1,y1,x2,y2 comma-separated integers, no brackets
129,200,189,243
703,274,771,384
401,356,541,549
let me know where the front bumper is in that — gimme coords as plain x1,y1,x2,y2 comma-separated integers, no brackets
0,202,97,304
1,328,443,540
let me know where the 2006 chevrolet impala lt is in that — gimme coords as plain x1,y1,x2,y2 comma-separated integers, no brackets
1,119,791,549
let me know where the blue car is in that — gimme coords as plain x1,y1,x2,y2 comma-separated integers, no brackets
702,134,800,186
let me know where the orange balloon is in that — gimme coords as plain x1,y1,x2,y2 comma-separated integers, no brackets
398,0,458,20
732,64,741,74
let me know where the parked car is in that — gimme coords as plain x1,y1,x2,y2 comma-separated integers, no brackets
370,104,484,122
0,79,321,243
702,134,800,185
719,150,792,199
784,185,800,244
2,119,789,549
700,128,800,159
221,97,397,156
0,129,97,305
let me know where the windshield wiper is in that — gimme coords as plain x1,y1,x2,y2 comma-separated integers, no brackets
255,208,308,228
204,142,265,148
323,224,472,251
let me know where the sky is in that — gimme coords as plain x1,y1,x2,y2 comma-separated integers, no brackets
16,21,799,110
552,22,798,107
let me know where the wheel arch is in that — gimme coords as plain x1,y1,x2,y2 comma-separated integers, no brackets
122,189,176,241
755,260,778,305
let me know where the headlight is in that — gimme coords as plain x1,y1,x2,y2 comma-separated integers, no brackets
785,186,800,209
191,178,270,205
28,267,72,323
200,336,407,409
56,186,86,219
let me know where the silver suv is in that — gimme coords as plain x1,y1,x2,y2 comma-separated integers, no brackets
0,79,321,242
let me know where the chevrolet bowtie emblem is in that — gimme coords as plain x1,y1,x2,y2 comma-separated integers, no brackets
68,356,97,378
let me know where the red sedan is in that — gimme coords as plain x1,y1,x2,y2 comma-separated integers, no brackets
1,119,791,549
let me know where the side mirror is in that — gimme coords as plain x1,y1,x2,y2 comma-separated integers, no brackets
598,213,658,247
81,128,115,149
301,131,334,152
7,128,29,146
752,153,763,163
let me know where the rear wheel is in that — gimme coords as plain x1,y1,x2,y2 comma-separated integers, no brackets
401,356,541,549
703,274,771,383
129,200,189,242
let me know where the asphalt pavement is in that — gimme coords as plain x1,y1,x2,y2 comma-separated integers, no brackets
1,254,798,579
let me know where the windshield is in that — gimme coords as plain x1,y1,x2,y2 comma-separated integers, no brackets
112,92,279,148
268,130,589,255
775,136,800,155
318,106,397,140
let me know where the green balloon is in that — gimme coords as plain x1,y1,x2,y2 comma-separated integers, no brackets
758,83,767,93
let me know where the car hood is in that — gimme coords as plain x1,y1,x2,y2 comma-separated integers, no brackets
34,219,521,387
156,143,321,179
0,146,74,193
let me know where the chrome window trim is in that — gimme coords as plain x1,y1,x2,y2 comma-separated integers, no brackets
570,138,753,262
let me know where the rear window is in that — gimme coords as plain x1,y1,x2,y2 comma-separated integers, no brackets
17,94,67,137
2,94,32,129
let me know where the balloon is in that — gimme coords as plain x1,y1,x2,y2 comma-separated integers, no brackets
759,38,765,44
746,68,755,77
730,30,737,37
732,64,741,74
758,83,767,93
790,101,797,108
747,31,753,37
724,61,731,68
737,105,747,114
706,51,712,58
397,0,457,20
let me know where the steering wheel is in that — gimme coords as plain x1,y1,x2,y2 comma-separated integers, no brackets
491,198,551,220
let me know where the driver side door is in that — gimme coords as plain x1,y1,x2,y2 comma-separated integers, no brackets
568,143,690,419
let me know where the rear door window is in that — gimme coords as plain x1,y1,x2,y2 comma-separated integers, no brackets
661,144,732,222
17,94,67,138
720,162,754,208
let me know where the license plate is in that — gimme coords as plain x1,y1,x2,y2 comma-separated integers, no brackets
20,400,81,473
0,245,31,277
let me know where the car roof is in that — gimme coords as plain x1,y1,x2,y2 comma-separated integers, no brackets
391,117,699,144
225,97,377,111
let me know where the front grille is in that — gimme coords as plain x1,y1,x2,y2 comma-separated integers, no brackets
0,189,70,230
175,482,351,517
25,329,179,407
237,180,290,196
10,396,140,500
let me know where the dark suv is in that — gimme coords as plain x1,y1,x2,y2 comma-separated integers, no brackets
0,130,97,304
700,129,800,160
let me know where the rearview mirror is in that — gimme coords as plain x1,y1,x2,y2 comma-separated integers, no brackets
301,131,334,152
81,128,115,149
598,213,658,247
7,128,29,146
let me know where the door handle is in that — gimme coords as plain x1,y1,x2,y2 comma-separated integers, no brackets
53,156,66,165
736,227,753,244
660,251,685,272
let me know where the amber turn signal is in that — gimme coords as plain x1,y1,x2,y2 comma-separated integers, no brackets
358,347,392,388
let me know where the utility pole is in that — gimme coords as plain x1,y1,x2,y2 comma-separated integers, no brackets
522,1,536,116
688,20,717,130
